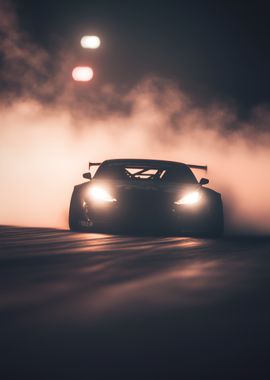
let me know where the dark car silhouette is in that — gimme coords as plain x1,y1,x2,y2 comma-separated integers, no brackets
69,159,224,236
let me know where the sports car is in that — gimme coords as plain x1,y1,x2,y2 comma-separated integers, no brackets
69,159,224,236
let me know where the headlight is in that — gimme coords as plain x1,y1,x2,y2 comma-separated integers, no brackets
174,191,200,205
89,186,117,203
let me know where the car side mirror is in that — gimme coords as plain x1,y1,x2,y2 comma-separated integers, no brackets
199,177,209,186
83,172,92,180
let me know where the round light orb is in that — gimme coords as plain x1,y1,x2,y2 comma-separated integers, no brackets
72,66,94,82
80,35,101,49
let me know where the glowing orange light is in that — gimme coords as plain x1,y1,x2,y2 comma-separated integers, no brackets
81,35,101,49
89,186,116,203
174,191,200,205
72,66,94,82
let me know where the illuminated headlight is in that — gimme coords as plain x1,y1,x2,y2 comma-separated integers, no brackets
89,186,117,203
174,191,200,205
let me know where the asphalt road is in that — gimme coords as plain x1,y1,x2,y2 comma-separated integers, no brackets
1,226,270,379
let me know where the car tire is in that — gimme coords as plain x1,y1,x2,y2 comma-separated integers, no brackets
204,197,224,237
68,188,85,231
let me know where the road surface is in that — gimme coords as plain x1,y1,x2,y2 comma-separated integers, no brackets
1,226,270,379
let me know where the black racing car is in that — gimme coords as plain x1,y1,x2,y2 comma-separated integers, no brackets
69,159,224,236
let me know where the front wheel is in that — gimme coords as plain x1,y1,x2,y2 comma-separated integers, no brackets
204,197,224,237
69,188,86,231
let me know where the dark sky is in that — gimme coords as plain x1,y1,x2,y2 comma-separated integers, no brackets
13,0,270,109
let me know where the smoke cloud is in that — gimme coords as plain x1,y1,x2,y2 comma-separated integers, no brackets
0,1,270,233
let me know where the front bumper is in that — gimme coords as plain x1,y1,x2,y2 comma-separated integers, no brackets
82,198,208,233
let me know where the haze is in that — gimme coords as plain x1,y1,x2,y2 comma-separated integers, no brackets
0,1,270,233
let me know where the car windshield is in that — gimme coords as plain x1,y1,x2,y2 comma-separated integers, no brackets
94,162,197,183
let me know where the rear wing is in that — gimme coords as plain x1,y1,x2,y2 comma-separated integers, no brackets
88,161,207,171
187,164,208,172
88,162,102,170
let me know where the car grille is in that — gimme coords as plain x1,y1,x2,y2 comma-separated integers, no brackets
119,189,170,219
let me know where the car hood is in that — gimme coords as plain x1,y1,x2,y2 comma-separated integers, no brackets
90,178,200,198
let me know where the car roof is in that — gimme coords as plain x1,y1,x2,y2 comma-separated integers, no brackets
101,158,188,168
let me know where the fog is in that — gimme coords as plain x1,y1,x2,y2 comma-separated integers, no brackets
0,1,270,233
